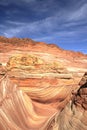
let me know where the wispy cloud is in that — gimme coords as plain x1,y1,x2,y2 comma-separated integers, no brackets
68,3,87,21
0,0,87,53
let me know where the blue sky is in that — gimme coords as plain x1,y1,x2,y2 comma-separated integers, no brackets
0,0,87,54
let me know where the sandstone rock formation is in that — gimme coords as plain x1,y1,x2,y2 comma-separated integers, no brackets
0,36,87,130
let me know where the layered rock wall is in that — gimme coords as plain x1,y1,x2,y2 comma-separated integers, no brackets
0,37,87,130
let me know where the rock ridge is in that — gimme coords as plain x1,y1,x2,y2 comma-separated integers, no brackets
0,36,87,130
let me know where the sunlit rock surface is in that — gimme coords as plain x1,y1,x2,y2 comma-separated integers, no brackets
0,37,87,130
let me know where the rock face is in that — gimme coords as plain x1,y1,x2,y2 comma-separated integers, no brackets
0,36,87,130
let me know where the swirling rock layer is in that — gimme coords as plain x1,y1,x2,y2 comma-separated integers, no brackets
0,37,87,130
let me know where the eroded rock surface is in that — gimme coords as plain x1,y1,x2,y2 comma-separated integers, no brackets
0,37,87,130
51,73,87,130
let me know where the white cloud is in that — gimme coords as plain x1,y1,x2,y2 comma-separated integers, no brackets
6,20,26,25
4,15,57,35
68,3,87,21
